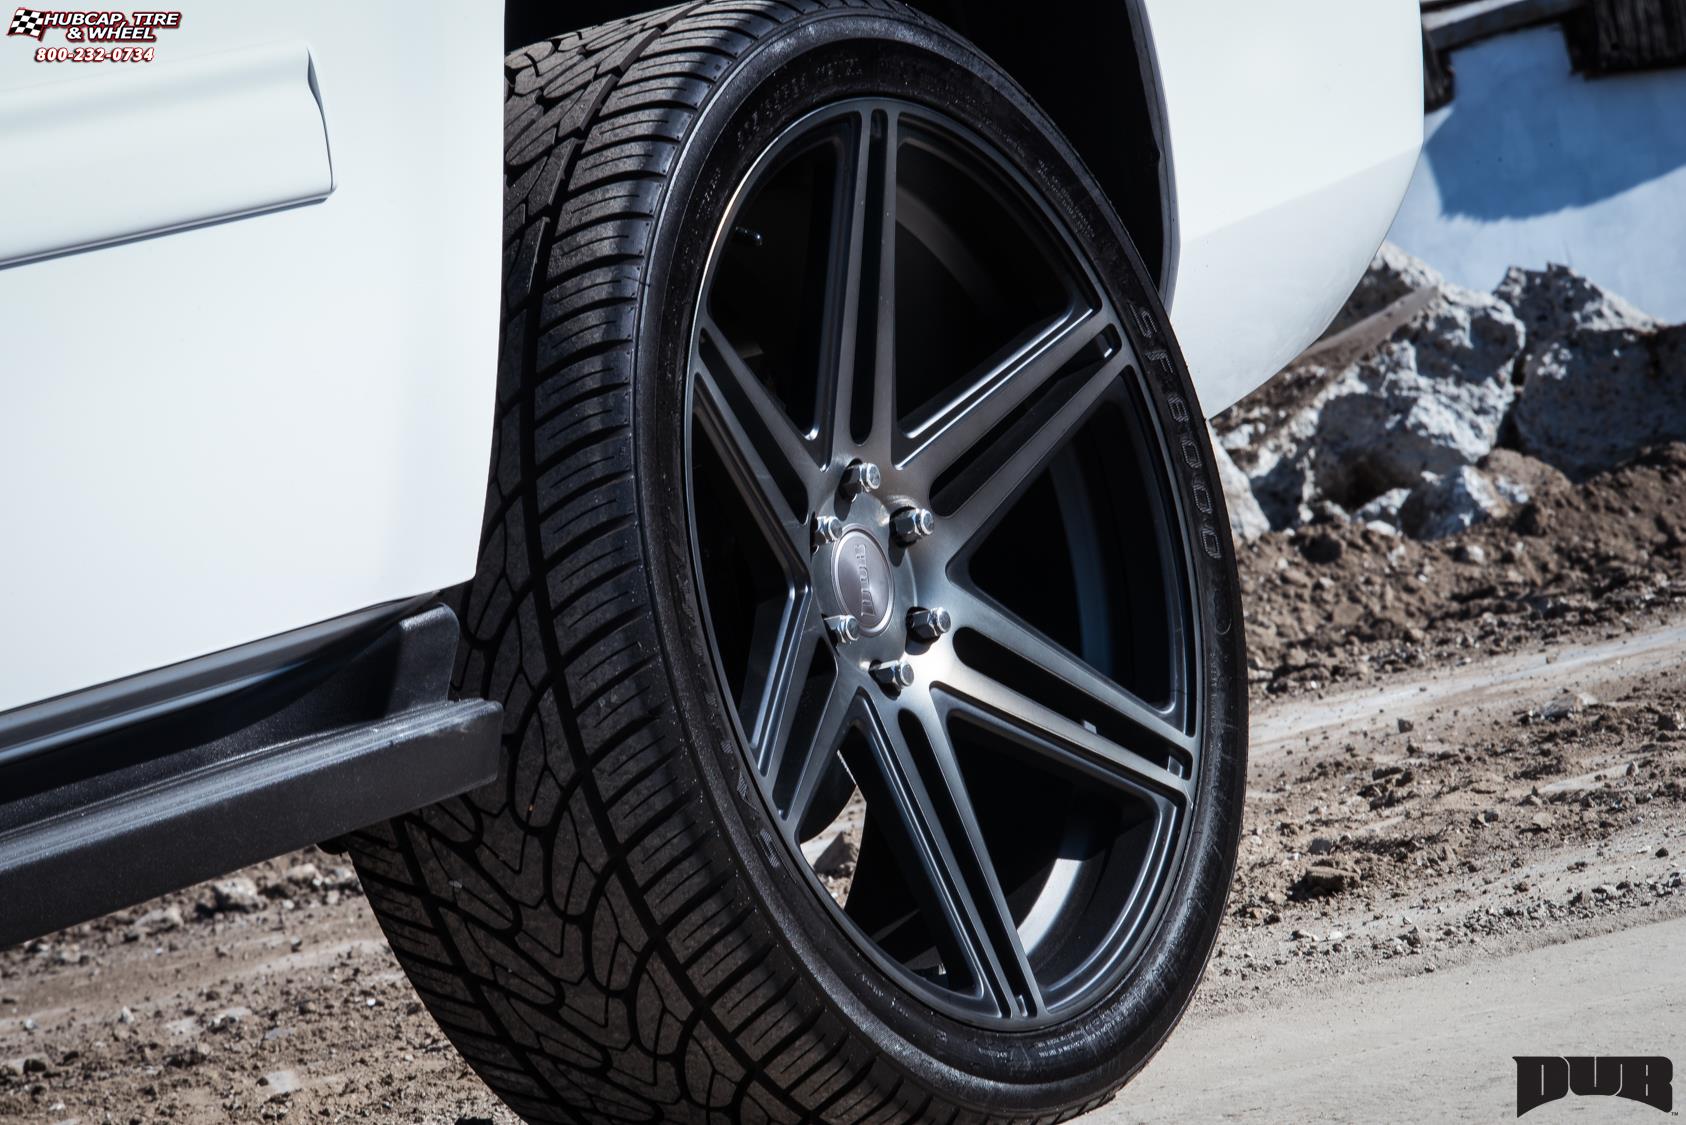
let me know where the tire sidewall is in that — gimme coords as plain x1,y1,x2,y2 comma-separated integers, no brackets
631,9,1247,1108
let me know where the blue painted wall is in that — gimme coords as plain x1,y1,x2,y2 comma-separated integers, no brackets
1387,25,1686,321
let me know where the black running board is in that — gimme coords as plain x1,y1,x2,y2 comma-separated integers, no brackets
0,606,501,948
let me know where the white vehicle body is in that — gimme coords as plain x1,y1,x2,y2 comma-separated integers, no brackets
0,1,1421,719
1150,1,1424,413
0,5,504,718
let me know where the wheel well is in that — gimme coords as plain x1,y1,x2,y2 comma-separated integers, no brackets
504,1,1169,291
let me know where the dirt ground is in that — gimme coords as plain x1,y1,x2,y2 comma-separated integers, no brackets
4,447,1685,1125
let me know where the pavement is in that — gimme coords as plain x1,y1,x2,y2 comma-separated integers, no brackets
1102,914,1686,1123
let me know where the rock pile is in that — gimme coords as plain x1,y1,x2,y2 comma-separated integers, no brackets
1216,247,1686,542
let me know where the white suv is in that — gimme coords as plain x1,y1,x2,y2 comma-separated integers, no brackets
0,2,1421,1119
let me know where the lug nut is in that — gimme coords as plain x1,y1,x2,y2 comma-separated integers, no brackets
907,607,951,643
825,614,861,645
891,507,935,545
870,659,916,689
840,461,881,499
813,514,844,546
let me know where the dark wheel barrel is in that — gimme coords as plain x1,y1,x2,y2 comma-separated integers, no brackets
351,3,1247,1122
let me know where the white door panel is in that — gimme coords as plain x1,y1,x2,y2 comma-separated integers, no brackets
0,6,502,714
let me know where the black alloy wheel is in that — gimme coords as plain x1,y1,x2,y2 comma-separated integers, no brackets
352,4,1248,1122
688,99,1198,1026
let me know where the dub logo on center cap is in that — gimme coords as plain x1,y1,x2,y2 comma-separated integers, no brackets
832,529,893,634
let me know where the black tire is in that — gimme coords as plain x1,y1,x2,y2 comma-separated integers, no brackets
351,4,1247,1122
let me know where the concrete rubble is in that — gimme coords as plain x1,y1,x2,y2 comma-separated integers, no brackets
1397,464,1511,541
1217,245,1685,542
1213,443,1270,542
1502,264,1686,480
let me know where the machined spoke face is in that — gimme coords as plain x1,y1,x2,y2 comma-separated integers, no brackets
937,350,1128,557
693,319,817,571
686,98,1200,1028
932,662,1190,803
775,670,858,834
746,593,826,773
938,586,1195,796
847,699,1044,1018
823,108,899,461
900,306,1113,482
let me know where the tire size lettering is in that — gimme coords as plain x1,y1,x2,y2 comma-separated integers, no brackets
1133,324,1225,563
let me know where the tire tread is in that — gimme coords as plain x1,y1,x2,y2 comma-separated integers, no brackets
352,3,1150,1121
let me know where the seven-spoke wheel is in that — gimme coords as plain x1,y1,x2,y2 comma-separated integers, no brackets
359,6,1246,1121
688,100,1203,1026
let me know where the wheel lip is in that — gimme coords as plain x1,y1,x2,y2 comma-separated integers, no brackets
680,94,1209,1031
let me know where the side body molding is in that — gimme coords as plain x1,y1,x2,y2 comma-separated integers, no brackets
0,42,332,267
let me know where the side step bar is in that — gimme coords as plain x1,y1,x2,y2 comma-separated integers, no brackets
0,606,500,948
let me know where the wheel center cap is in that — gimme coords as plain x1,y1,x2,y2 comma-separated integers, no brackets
831,529,894,635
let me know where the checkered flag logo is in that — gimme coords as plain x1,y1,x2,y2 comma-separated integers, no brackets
7,7,47,38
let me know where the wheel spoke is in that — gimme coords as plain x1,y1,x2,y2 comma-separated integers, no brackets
777,669,859,834
904,699,1048,1017
693,320,816,568
946,586,1194,761
933,651,1192,802
940,350,1126,554
813,113,869,461
818,108,899,457
902,307,1112,479
747,593,826,772
849,699,1042,1017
